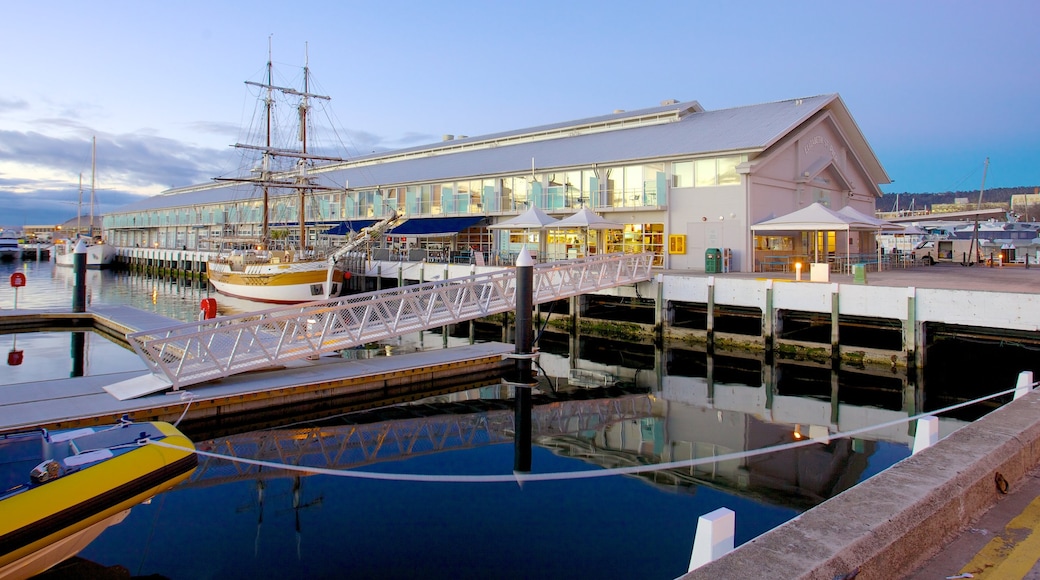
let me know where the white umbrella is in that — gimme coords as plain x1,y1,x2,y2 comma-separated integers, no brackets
487,206,559,229
551,208,622,258
553,208,622,230
487,206,560,262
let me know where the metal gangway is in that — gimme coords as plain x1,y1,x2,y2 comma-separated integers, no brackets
115,252,654,398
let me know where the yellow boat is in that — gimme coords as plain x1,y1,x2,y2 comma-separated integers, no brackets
0,421,197,579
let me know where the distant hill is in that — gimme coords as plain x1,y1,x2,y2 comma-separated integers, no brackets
881,186,1039,212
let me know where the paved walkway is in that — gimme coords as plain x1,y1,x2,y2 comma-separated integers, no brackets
697,261,1040,293
908,464,1040,579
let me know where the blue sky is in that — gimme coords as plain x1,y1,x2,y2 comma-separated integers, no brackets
1,0,1038,226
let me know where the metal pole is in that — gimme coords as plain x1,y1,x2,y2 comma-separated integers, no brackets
513,247,534,473
72,238,88,313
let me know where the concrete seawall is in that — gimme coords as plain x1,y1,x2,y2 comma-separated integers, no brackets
682,389,1040,579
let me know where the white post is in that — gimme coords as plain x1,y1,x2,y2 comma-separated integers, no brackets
912,416,939,455
1014,370,1035,400
688,507,735,572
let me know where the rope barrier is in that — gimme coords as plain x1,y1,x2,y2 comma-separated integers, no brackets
151,383,1034,485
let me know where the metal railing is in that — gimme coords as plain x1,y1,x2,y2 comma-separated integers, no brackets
126,252,654,391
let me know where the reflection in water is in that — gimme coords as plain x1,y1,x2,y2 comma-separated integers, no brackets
70,331,85,378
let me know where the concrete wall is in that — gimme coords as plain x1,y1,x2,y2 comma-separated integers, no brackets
681,389,1040,580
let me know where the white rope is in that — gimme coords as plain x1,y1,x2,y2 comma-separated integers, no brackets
172,392,195,428
151,384,1030,484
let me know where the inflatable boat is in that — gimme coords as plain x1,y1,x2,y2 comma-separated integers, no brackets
0,420,197,579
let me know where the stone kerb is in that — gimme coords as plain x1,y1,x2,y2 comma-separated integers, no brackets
682,390,1040,579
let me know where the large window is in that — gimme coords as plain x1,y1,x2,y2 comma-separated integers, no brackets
672,161,694,187
604,223,665,265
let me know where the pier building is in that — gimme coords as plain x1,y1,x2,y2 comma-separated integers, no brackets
102,94,890,272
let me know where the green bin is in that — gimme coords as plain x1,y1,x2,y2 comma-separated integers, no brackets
705,248,721,273
852,263,867,284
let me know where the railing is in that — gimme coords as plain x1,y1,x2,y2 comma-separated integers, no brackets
126,252,654,391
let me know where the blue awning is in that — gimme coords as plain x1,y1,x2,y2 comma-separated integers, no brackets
390,216,483,236
323,219,378,236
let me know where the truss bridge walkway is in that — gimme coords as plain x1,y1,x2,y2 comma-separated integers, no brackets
107,252,654,400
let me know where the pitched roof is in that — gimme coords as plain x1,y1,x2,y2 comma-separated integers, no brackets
115,94,887,213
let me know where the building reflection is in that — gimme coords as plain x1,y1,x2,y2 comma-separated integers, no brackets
185,336,987,515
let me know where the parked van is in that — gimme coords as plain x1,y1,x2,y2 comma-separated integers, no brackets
914,239,985,265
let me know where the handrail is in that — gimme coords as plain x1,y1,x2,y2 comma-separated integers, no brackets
126,252,654,391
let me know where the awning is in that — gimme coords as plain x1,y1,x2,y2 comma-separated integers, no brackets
390,216,483,236
323,219,378,236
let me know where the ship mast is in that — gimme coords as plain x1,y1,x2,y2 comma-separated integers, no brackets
213,40,341,252
298,43,310,250
261,38,273,251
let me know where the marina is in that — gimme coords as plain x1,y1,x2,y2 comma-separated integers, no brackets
2,256,1040,578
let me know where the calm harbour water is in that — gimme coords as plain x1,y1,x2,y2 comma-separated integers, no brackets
0,257,1026,579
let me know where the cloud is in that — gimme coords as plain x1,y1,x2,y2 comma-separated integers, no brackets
0,129,236,228
0,98,29,113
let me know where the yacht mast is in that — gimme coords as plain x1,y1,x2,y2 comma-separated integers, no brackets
77,173,83,237
969,157,989,264
90,136,96,238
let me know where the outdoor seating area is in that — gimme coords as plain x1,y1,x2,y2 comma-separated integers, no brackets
756,251,923,274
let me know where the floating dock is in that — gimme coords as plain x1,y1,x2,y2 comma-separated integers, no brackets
0,305,513,435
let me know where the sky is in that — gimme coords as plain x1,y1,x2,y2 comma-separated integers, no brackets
1,0,1038,227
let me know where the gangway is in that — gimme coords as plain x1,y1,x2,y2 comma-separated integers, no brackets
110,252,654,399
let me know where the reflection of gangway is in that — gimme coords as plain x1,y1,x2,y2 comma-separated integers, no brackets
111,252,654,399
186,393,654,487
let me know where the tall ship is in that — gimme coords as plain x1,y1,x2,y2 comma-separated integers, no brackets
206,44,399,304
54,138,116,269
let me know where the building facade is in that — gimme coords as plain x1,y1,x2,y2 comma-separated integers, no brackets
103,94,890,272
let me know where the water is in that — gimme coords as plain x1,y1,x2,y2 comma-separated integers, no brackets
0,258,1029,579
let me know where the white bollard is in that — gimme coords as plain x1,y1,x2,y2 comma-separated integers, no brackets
1014,370,1034,400
688,507,735,572
912,416,939,455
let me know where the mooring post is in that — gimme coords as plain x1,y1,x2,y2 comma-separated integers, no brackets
904,286,917,369
830,283,840,362
513,247,535,473
688,507,735,572
706,276,715,349
654,273,664,340
912,416,939,454
1014,370,1035,400
762,279,774,353
443,265,450,347
72,238,88,313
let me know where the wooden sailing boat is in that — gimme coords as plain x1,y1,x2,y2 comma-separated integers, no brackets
206,44,400,304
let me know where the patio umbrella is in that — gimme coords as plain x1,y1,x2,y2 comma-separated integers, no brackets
838,205,904,267
551,208,622,257
488,206,560,262
750,202,874,266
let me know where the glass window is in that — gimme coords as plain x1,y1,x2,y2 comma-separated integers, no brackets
717,156,741,185
695,158,717,187
624,166,643,207
672,161,693,187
